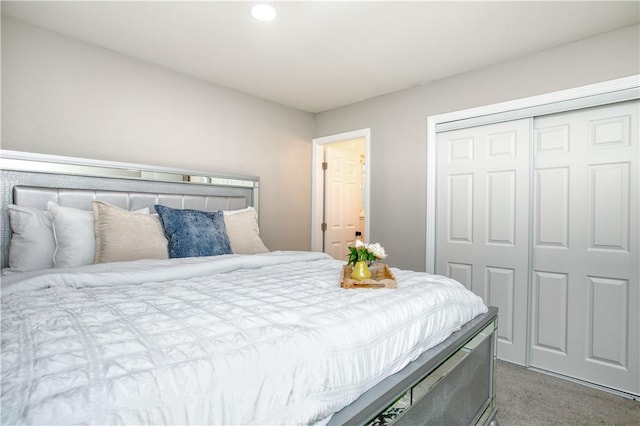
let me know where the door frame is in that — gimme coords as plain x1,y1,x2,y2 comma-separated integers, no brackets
311,128,371,252
425,74,640,273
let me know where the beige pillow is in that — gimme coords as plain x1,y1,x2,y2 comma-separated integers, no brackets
223,207,269,254
93,201,168,263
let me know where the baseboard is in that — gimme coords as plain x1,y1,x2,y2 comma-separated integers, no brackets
525,365,639,401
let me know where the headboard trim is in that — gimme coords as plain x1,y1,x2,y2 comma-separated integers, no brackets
0,150,259,189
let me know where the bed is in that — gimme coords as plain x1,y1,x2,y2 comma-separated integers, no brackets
0,150,498,426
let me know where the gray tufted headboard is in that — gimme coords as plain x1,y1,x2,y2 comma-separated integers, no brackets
0,150,260,268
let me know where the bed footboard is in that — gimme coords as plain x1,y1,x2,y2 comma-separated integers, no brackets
328,306,498,426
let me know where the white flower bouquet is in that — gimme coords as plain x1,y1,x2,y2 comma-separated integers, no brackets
347,240,387,266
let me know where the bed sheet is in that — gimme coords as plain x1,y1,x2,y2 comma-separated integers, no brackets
1,251,487,425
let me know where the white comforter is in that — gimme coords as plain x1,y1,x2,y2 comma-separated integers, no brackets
1,251,487,425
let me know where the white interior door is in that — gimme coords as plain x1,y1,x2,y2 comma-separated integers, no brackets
324,145,362,260
436,119,530,365
530,100,639,395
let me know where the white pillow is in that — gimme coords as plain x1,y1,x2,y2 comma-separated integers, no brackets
47,202,95,268
7,205,56,271
223,207,269,254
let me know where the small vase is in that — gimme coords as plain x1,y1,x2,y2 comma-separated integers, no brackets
351,260,372,281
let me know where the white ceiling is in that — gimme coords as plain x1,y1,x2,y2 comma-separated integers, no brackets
2,1,639,113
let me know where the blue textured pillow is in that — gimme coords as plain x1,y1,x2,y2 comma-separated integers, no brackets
154,205,232,258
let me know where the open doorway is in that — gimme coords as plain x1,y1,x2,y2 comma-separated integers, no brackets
311,129,371,260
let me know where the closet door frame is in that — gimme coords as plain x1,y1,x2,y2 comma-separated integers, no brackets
426,74,639,274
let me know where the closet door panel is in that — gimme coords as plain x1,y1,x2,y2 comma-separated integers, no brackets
588,276,629,367
486,266,516,344
487,170,516,245
535,167,569,248
436,119,530,365
447,262,473,290
532,271,568,354
448,173,474,242
588,162,629,251
531,100,639,395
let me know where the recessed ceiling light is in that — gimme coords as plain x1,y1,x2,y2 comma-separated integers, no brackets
251,4,278,22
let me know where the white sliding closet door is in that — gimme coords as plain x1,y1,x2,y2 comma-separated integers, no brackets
530,100,639,395
436,119,530,365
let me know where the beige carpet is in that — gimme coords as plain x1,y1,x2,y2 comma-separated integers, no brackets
495,361,639,425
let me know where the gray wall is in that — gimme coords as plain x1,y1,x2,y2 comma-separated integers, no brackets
1,17,315,251
314,24,640,271
3,16,639,270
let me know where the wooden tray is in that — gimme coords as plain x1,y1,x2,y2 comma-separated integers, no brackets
341,263,397,289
